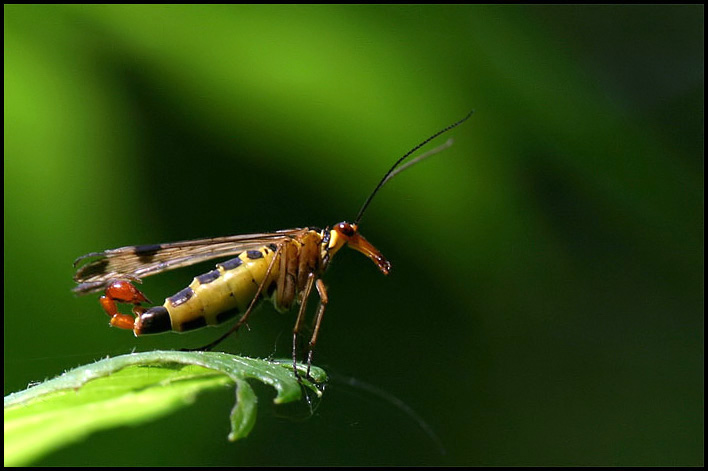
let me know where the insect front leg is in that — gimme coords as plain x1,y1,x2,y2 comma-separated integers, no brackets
100,279,151,331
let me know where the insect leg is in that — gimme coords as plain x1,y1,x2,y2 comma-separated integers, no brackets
305,279,328,378
292,272,316,379
185,243,283,352
100,279,151,331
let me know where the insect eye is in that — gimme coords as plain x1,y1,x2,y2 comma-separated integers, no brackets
337,222,356,237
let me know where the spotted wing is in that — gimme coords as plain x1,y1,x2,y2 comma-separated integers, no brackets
73,228,309,295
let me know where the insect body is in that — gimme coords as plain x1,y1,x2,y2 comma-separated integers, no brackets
73,111,472,372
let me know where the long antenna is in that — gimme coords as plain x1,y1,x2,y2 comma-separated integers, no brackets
353,110,474,226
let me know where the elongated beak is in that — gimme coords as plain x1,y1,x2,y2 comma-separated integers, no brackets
347,232,391,275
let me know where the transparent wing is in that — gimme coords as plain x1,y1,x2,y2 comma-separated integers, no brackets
73,228,309,295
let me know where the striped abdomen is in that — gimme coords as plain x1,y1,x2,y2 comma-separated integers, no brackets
135,244,281,335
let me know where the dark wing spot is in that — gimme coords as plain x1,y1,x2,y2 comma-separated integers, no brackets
134,244,163,262
74,259,110,279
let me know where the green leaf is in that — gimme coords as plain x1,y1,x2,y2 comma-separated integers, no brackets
4,351,327,466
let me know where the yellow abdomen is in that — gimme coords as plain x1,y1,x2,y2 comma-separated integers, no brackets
163,245,280,332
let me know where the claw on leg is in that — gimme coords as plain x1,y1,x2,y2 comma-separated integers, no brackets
105,279,151,304
99,279,151,332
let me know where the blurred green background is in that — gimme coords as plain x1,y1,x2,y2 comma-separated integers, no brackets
4,4,703,466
